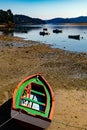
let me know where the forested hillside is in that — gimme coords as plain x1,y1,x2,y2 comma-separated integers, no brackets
14,15,45,25
0,9,45,26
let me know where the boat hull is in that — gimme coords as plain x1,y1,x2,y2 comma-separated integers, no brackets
53,29,62,33
68,35,80,40
11,73,54,129
11,109,51,129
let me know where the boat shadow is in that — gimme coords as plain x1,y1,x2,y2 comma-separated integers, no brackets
0,99,45,130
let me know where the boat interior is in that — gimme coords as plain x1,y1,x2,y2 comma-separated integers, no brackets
20,83,47,112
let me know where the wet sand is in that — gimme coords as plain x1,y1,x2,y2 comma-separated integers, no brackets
0,36,87,130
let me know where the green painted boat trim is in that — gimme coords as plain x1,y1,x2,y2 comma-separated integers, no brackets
31,90,45,96
23,97,45,106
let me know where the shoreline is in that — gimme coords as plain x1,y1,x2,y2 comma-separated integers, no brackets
0,35,42,48
1,22,87,27
64,22,87,26
0,36,87,130
0,35,87,53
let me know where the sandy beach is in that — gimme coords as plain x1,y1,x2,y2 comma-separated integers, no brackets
0,36,87,130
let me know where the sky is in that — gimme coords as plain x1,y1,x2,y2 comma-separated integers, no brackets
0,0,87,20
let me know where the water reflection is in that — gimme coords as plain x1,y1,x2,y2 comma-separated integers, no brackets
14,25,42,33
0,27,14,36
0,25,87,52
0,25,42,36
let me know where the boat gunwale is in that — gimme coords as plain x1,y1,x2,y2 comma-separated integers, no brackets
12,73,55,120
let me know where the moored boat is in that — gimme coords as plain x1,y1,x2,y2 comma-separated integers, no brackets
68,35,80,40
11,73,55,129
39,31,50,36
43,28,47,31
53,29,62,33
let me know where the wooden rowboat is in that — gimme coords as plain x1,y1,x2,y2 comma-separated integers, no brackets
11,73,55,129
68,35,80,40
39,31,50,36
53,29,62,33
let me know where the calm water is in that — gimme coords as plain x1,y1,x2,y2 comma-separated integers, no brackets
1,24,87,52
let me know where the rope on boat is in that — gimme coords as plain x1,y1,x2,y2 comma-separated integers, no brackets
53,119,87,130
0,111,20,128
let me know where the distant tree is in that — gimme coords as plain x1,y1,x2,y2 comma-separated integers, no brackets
0,9,14,26
0,10,7,23
7,9,14,22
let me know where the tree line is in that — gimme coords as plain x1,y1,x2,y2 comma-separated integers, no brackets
0,9,14,27
0,9,45,27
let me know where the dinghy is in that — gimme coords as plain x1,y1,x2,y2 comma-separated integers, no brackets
11,73,55,129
